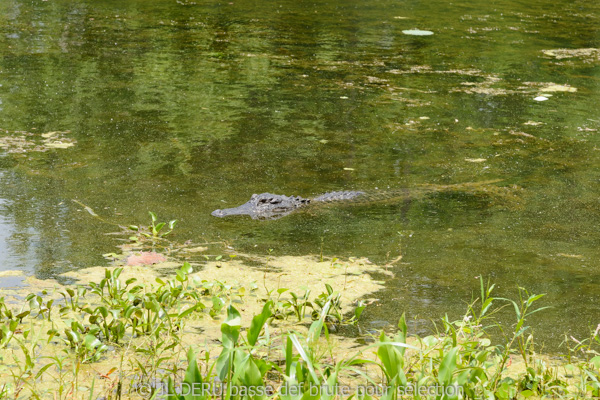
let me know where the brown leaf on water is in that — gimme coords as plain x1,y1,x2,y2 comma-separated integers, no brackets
126,252,167,266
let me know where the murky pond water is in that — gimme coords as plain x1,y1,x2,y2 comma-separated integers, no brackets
0,0,599,349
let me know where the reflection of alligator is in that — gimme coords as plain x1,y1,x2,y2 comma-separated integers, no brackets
211,179,512,220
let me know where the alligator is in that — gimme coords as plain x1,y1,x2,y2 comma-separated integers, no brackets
211,179,512,220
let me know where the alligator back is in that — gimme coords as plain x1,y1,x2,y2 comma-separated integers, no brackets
310,180,509,205
311,191,365,202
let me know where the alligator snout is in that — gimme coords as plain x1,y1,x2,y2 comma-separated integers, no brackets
211,209,226,218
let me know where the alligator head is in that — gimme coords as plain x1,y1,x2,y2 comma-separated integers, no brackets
211,193,310,220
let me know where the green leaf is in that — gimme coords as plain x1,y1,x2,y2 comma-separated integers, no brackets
526,306,552,316
167,376,183,400
178,304,203,319
181,262,193,275
397,312,407,341
220,305,241,348
289,334,319,385
438,347,459,385
320,365,341,400
376,332,404,381
325,283,333,295
354,302,366,322
15,311,29,320
96,306,109,318
307,300,330,344
35,363,54,379
84,334,102,350
215,348,233,382
285,336,294,376
183,347,204,400
248,301,272,346
527,294,545,305
239,354,265,388
520,389,534,398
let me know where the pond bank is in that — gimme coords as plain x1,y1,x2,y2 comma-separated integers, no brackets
0,252,598,399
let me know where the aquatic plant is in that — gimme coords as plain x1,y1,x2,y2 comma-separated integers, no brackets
128,211,178,239
0,267,599,399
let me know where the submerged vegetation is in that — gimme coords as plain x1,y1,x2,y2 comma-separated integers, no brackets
0,259,599,399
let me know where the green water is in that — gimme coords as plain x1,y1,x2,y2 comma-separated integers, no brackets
0,0,599,349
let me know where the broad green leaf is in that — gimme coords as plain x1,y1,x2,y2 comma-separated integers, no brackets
438,346,459,385
221,305,241,348
248,301,272,346
376,332,404,381
183,347,204,400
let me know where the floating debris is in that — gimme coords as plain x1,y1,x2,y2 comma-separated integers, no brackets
181,246,208,253
465,158,487,163
542,48,600,60
540,84,577,93
577,126,597,132
365,76,388,84
510,130,536,139
45,141,75,149
0,129,75,153
387,67,579,98
520,81,577,93
534,96,549,101
556,253,584,259
402,29,434,36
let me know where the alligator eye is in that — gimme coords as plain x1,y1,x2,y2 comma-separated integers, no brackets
270,199,281,204
259,198,269,204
